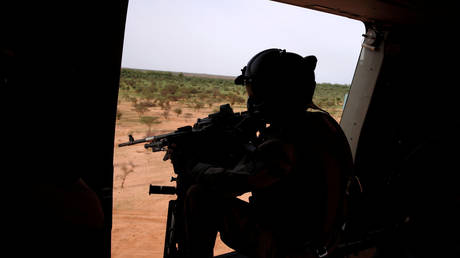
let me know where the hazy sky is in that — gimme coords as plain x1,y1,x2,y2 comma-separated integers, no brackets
121,0,365,84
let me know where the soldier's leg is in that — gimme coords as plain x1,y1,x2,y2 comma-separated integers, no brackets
184,184,220,258
185,184,255,257
184,184,281,258
218,198,281,258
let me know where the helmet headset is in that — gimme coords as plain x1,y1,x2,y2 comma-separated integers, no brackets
235,48,317,118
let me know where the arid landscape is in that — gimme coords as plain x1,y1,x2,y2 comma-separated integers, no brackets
111,69,350,257
112,101,245,257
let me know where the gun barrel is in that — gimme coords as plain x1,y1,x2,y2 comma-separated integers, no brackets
118,139,145,147
118,135,156,147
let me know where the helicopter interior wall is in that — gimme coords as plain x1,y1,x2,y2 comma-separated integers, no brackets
350,23,459,256
4,2,128,257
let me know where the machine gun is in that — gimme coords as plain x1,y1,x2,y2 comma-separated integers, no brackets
118,104,259,258
119,103,254,149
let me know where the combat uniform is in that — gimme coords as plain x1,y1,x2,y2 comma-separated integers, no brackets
184,110,352,258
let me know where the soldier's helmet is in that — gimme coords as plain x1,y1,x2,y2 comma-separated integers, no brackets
235,48,317,114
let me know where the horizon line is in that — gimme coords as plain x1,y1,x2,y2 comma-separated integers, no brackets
121,66,350,86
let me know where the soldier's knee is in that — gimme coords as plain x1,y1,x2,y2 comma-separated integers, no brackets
185,184,212,211
186,184,205,201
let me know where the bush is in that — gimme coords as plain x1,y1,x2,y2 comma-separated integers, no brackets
119,69,350,117
193,101,204,111
162,110,170,120
139,116,161,135
183,113,193,122
174,108,182,117
132,102,150,117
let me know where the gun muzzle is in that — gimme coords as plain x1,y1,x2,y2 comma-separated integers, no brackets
118,135,155,147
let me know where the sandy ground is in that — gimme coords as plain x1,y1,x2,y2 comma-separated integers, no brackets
112,101,246,257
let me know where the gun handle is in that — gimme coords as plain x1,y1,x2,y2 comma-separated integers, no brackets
149,185,176,195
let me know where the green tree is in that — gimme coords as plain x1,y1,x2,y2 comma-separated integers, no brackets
132,102,149,117
139,116,161,135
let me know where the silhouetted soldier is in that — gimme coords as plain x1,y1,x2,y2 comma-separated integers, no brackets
174,49,353,258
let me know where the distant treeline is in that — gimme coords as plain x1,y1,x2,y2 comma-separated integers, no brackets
119,68,349,115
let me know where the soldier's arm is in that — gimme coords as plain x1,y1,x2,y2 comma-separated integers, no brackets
190,138,296,194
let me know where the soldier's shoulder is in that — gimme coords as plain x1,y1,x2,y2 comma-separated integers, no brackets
306,110,341,133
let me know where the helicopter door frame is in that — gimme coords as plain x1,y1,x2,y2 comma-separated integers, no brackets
340,26,385,160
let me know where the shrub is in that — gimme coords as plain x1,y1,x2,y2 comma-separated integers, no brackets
139,116,161,135
118,161,136,189
173,108,182,117
162,110,170,120
193,101,204,111
132,102,150,117
183,113,193,122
